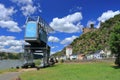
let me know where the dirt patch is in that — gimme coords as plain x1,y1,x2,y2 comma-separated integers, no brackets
0,72,21,80
18,68,37,72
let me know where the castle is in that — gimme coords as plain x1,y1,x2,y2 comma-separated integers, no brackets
82,24,96,34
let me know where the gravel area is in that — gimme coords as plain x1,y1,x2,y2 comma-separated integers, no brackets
0,72,21,80
0,68,37,80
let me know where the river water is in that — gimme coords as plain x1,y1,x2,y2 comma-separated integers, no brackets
0,60,23,70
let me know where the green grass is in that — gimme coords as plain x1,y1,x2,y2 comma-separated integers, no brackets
20,62,120,80
0,68,18,74
34,59,41,66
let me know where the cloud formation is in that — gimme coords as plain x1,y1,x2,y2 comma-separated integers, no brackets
69,6,82,13
11,0,37,16
12,0,33,5
0,4,16,20
50,12,83,33
51,46,58,49
0,20,21,32
98,10,120,22
87,20,96,28
0,3,21,32
48,36,60,42
96,10,120,28
21,4,36,16
61,35,78,45
0,36,25,53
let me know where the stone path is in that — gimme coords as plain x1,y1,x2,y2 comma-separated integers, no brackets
0,68,37,80
0,72,21,80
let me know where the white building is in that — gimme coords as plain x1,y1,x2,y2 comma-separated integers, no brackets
86,50,105,60
66,46,72,59
70,55,77,60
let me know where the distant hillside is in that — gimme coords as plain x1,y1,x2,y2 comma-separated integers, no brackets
0,52,21,59
54,14,120,56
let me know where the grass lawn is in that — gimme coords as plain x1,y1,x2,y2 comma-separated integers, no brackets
0,68,18,74
20,62,120,80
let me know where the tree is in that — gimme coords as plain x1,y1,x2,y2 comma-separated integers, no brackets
109,23,120,66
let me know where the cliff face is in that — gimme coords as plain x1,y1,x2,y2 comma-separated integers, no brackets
54,14,120,56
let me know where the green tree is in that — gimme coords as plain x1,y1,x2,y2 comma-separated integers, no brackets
109,23,120,66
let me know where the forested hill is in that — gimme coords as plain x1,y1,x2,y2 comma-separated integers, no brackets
54,14,120,56
0,52,21,59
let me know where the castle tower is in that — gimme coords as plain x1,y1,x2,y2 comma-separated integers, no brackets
82,23,95,34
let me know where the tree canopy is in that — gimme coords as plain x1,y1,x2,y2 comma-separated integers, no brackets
109,23,120,66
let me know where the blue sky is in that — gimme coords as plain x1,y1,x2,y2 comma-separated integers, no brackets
0,0,120,54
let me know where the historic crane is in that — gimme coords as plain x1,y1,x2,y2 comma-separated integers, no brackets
22,16,53,68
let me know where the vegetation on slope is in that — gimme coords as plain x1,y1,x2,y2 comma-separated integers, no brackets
109,22,120,66
55,14,120,56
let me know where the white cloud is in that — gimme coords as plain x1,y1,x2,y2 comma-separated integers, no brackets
11,0,38,16
0,36,24,47
96,10,120,28
61,35,78,45
0,46,23,53
50,51,56,55
21,4,37,16
48,36,60,42
51,46,58,49
37,3,42,13
0,40,24,46
0,3,21,32
0,36,15,41
50,12,83,33
96,22,101,29
69,6,82,13
8,46,23,53
11,0,32,5
0,4,16,20
98,10,120,22
0,20,22,32
87,20,96,28
0,36,26,53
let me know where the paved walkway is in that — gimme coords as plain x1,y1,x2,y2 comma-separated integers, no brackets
0,72,21,80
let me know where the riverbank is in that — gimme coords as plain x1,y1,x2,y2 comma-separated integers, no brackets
0,60,23,70
20,61,120,80
0,60,119,80
0,68,18,74
0,68,37,80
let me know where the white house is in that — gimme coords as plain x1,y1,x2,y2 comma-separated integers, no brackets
93,50,105,59
86,50,105,60
104,48,112,58
66,46,72,59
60,56,66,60
86,54,94,60
70,55,77,60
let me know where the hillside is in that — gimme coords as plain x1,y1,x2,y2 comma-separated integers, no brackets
54,14,120,56
0,52,21,59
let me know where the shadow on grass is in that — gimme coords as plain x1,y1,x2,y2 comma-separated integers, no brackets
44,63,60,69
112,65,120,69
36,64,59,70
48,63,60,68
